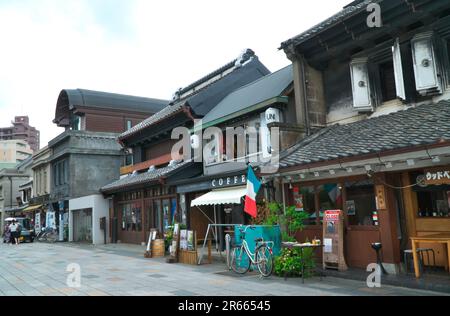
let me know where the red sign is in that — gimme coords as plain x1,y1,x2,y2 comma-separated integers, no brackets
324,210,341,221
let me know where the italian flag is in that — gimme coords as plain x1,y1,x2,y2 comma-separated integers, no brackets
244,165,262,218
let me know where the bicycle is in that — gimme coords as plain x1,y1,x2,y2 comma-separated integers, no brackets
36,227,59,243
230,226,274,277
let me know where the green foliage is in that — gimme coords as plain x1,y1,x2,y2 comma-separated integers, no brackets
279,206,309,239
274,247,316,278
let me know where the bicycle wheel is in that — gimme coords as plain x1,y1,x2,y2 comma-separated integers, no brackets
230,246,251,274
255,246,274,277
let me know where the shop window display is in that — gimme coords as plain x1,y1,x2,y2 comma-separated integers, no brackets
317,184,342,223
293,186,316,225
345,180,377,226
121,203,142,232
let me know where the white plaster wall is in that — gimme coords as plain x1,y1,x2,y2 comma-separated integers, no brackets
69,194,110,245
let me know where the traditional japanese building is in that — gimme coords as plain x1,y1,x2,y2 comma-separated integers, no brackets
271,0,450,272
101,49,271,245
48,89,168,244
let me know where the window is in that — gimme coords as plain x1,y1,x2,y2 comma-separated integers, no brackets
121,203,142,232
126,120,133,131
71,115,81,131
379,61,397,102
293,186,316,225
53,160,68,186
317,184,343,223
345,180,377,226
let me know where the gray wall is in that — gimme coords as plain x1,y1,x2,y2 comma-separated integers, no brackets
49,130,122,201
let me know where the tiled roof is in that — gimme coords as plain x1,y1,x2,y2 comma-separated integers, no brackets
118,102,187,142
279,100,450,169
100,161,191,193
280,0,375,49
118,50,270,142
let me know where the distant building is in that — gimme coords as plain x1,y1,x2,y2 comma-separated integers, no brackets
49,89,168,244
0,139,33,169
0,116,40,152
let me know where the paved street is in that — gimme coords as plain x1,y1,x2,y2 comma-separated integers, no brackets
0,242,447,296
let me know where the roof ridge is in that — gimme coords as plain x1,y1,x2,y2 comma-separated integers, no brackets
175,49,256,98
73,88,170,103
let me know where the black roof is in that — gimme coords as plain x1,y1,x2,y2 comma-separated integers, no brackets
101,161,192,193
54,89,169,125
280,0,374,50
119,50,270,141
278,100,450,169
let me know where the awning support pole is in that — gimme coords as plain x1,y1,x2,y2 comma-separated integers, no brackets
214,205,219,252
198,224,211,265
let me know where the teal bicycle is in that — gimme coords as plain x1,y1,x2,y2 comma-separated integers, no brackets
230,226,274,277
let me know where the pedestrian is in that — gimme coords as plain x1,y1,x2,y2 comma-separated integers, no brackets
3,223,11,244
9,220,20,246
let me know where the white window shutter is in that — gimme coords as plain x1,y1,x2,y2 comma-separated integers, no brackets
350,58,373,111
411,31,442,96
392,38,406,100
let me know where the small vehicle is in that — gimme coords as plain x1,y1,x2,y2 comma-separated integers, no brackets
4,217,35,243
230,225,274,277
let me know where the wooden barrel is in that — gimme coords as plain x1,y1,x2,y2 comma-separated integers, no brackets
151,239,165,258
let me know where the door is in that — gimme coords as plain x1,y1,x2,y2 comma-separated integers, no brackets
73,209,93,243
118,203,144,244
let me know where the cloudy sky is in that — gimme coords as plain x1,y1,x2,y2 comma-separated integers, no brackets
0,0,349,146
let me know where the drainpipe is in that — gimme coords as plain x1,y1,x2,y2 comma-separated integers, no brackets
300,56,311,136
8,176,13,208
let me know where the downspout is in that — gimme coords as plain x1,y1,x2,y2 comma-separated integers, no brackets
300,56,311,136
8,176,13,208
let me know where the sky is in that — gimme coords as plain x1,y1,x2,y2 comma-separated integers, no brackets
0,0,350,146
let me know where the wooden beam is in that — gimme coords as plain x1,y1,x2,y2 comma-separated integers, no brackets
401,172,418,241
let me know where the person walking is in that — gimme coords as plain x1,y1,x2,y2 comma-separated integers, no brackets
3,223,11,244
9,220,20,245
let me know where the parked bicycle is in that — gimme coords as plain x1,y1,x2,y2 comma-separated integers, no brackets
230,225,274,277
36,227,59,243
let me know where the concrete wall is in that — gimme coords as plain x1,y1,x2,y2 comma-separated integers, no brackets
69,194,110,245
70,154,121,199
49,131,122,201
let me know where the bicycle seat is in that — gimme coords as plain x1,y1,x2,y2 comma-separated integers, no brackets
255,238,263,243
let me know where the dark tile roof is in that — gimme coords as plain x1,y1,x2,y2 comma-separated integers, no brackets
59,89,169,114
280,0,374,50
202,65,293,126
119,50,270,141
279,100,450,169
100,161,191,193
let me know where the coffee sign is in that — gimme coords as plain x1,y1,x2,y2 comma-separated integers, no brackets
424,167,450,185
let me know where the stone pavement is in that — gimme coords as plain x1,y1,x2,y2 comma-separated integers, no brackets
0,242,447,296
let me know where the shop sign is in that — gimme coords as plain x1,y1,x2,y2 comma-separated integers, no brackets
211,175,247,188
177,174,247,194
324,210,341,222
293,187,304,212
424,167,450,185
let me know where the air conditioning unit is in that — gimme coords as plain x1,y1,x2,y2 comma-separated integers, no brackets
411,31,443,96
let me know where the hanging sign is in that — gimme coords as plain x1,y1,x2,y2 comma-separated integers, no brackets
424,167,450,185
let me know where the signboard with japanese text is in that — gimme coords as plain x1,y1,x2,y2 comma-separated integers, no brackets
424,167,450,185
